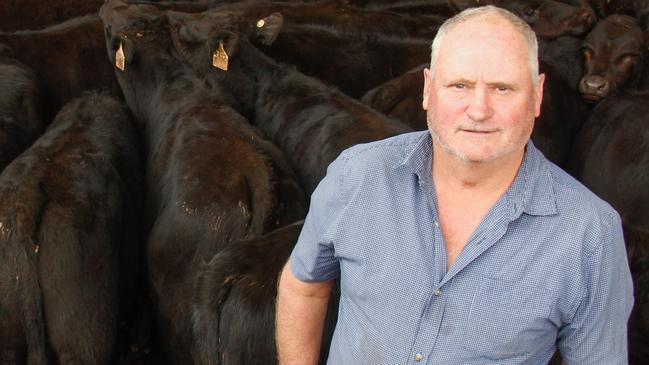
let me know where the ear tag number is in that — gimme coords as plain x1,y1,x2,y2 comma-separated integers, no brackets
115,42,125,71
212,42,229,71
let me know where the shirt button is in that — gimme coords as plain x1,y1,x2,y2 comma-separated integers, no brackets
433,289,442,296
434,221,439,228
415,353,424,361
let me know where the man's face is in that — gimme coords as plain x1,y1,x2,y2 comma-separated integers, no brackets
422,15,544,165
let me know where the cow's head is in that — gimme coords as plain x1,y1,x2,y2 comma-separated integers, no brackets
450,0,595,39
501,0,596,38
166,9,283,77
634,0,649,16
579,14,644,103
99,0,174,117
634,0,649,32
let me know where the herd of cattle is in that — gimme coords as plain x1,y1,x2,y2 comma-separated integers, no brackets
1,0,648,364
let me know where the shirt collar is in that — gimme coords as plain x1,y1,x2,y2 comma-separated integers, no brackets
398,131,433,185
398,132,557,217
509,140,557,217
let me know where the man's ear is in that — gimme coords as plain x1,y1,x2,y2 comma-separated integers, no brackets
534,73,545,117
253,12,283,46
422,68,432,110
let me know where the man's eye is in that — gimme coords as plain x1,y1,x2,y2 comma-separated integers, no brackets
452,83,466,89
495,85,511,93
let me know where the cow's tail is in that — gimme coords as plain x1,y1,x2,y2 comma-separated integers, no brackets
191,259,238,365
22,250,48,365
14,182,49,365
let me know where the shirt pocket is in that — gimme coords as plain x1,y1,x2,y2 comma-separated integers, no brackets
461,276,555,360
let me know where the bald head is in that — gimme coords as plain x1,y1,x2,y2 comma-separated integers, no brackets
429,5,540,86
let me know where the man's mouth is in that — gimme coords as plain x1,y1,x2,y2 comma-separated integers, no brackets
459,129,497,134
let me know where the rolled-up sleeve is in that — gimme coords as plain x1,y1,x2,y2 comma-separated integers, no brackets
290,152,349,282
558,212,634,364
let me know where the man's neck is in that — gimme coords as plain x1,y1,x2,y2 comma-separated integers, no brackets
431,145,525,197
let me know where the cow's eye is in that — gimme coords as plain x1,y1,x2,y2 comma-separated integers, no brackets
620,54,639,62
617,54,640,68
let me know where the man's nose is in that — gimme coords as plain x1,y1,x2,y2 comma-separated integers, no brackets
466,87,493,121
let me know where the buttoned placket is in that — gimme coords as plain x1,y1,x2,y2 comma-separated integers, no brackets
407,174,449,364
407,166,525,364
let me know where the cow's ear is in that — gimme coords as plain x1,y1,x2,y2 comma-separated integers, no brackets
106,28,135,71
220,33,239,58
207,32,239,71
254,13,283,46
166,11,207,44
179,24,206,43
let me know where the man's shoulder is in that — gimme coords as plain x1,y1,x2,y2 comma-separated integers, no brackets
339,130,427,168
543,160,621,249
547,162,618,218
326,131,427,197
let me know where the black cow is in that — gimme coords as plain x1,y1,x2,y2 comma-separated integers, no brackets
131,0,440,98
0,92,142,364
588,0,635,17
99,2,307,363
361,64,428,131
192,221,339,365
254,20,432,98
0,56,44,171
532,61,590,167
223,0,445,39
0,0,105,31
168,10,413,194
347,0,459,17
453,0,596,38
567,90,649,363
134,0,445,39
539,34,585,89
0,15,121,123
579,14,645,102
634,0,649,25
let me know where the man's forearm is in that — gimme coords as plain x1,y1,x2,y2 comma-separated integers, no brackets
276,262,334,365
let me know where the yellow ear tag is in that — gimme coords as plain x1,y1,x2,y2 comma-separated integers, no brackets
257,19,265,28
212,41,229,71
115,42,125,71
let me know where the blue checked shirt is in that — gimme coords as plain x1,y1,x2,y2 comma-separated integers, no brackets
290,131,634,365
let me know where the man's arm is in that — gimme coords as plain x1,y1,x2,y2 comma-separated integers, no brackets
276,260,334,365
558,213,634,364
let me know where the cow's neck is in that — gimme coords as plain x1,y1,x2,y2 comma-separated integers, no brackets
210,43,283,118
231,44,318,139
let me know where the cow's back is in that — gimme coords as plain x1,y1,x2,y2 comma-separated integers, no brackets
0,92,142,364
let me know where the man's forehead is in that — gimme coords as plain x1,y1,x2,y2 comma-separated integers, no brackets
445,15,524,46
434,16,530,80
447,13,517,36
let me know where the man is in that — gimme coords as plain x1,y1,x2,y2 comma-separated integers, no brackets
276,5,634,364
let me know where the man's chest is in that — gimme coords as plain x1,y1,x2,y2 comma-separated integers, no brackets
330,197,567,364
435,183,509,269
